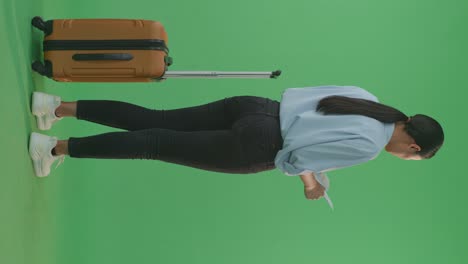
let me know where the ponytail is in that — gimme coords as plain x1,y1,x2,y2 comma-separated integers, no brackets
316,96,408,123
316,96,444,159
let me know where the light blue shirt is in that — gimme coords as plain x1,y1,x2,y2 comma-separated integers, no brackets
274,86,395,176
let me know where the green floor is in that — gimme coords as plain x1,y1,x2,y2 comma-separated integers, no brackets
1,0,467,264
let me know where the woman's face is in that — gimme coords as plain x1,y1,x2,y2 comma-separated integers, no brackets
385,142,423,160
385,124,423,160
394,152,423,160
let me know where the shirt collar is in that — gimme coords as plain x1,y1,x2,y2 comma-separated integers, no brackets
384,123,395,144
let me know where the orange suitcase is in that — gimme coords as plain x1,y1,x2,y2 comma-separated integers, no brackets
31,17,171,82
31,17,281,82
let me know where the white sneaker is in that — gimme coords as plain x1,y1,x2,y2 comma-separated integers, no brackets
32,92,63,130
29,132,65,177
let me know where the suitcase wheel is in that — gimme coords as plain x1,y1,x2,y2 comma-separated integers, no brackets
32,61,52,78
31,17,46,31
31,16,53,35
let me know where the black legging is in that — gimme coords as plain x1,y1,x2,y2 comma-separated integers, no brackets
68,96,283,174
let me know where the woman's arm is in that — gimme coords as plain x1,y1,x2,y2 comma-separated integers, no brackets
300,172,325,200
300,171,319,188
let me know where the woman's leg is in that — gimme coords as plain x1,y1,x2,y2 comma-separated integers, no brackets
57,128,248,173
56,99,231,131
55,96,279,132
53,111,283,174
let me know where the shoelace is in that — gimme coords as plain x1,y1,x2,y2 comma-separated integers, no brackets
55,155,65,169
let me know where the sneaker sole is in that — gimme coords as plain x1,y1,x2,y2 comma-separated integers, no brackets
32,92,51,131
29,132,47,177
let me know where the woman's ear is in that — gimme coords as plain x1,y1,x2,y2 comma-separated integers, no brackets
409,143,422,152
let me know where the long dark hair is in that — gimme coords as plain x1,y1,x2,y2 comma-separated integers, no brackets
316,96,444,159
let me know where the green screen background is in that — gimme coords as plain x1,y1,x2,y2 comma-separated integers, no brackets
1,0,466,263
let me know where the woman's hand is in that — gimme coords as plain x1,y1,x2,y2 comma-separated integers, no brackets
304,184,325,200
300,172,325,200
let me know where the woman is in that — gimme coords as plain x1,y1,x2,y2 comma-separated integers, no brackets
29,86,444,202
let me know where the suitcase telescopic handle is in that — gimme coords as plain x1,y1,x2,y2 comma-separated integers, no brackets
72,53,134,61
162,70,282,79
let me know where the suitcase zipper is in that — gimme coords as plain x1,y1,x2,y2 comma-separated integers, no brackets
43,39,168,53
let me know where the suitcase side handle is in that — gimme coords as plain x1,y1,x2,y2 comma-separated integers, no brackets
72,53,134,61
